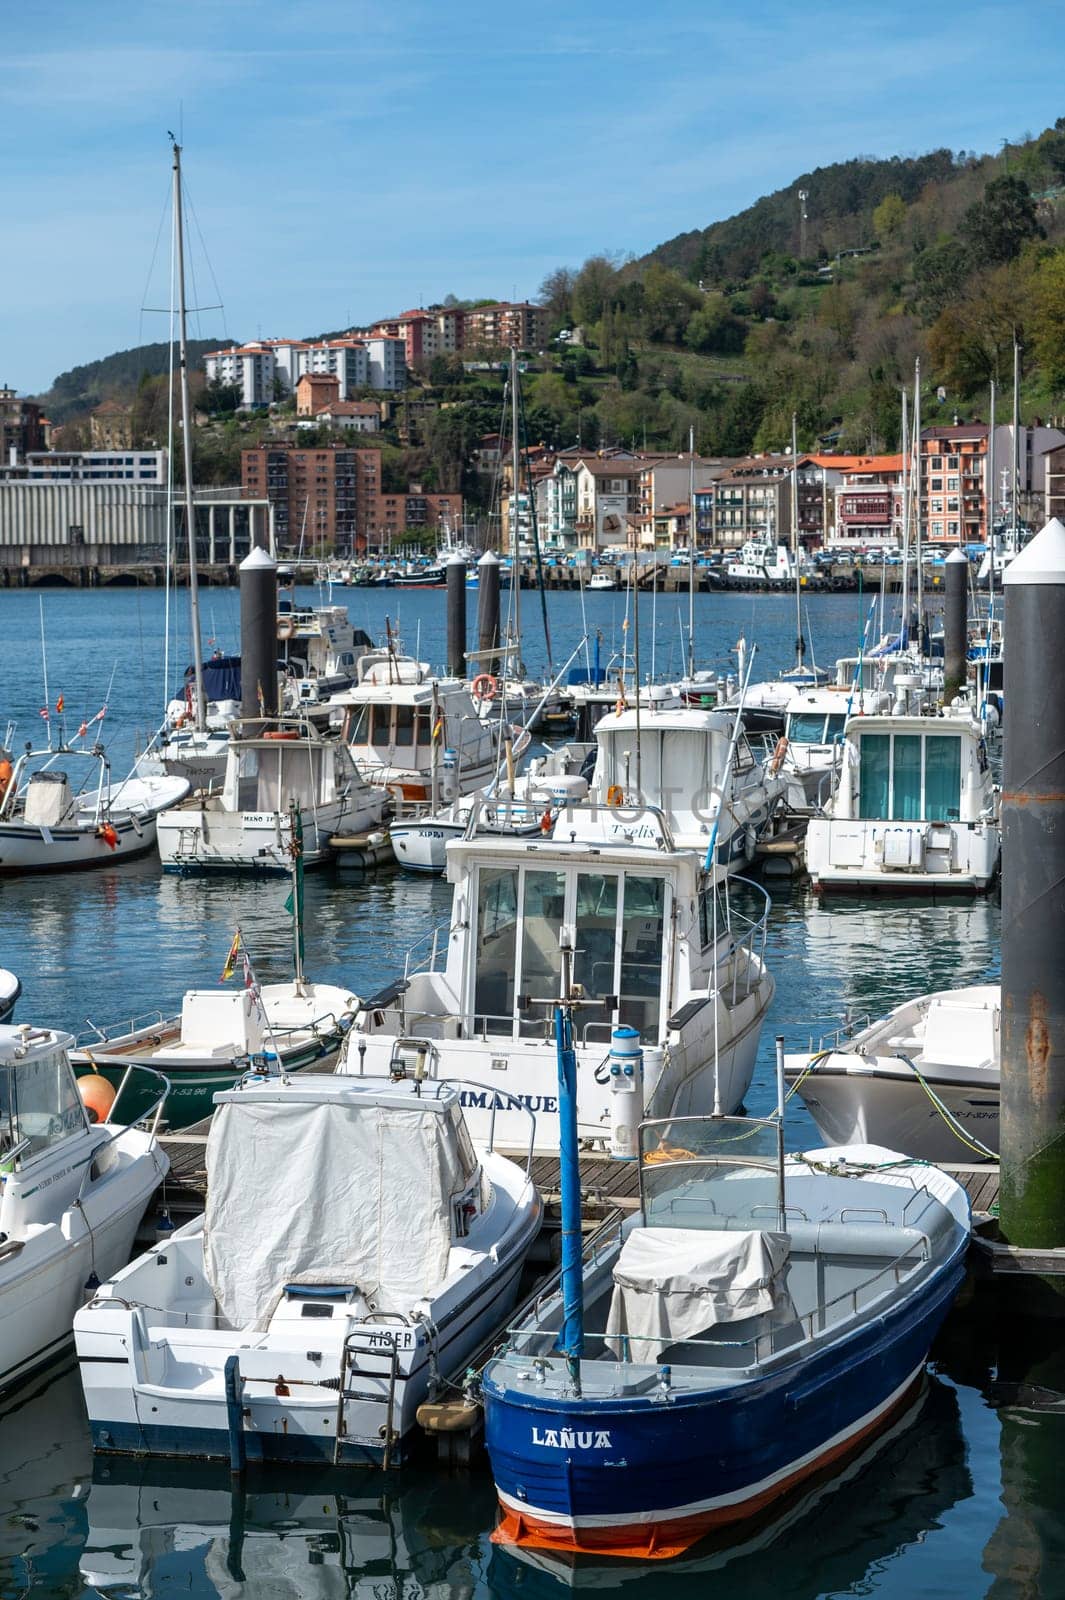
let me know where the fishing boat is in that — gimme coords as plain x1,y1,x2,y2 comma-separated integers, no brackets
0,971,20,1025
74,1075,542,1467
334,649,499,804
481,1015,970,1560
784,983,1000,1162
156,717,386,873
723,541,794,587
336,802,774,1154
0,746,188,874
0,1023,168,1393
804,703,1000,893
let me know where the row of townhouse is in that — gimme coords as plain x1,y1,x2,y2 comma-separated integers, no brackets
370,302,547,366
204,336,407,408
240,443,461,554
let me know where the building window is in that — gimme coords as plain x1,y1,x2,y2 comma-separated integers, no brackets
931,477,943,492
947,457,959,470
931,499,943,513
947,476,959,491
932,520,943,537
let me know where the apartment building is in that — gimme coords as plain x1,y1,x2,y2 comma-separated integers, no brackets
463,302,546,351
828,456,905,547
711,455,797,549
920,423,988,544
242,444,367,553
206,335,405,406
22,450,168,485
295,373,340,416
376,488,463,546
635,453,732,548
0,386,46,461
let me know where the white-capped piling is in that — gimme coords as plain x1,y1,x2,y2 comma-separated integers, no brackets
999,516,1065,1250
240,546,278,718
477,550,501,675
446,553,467,678
943,547,969,702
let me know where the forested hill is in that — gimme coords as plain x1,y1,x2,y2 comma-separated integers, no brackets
641,150,961,280
35,339,226,424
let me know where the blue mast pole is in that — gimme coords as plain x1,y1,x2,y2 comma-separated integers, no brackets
555,994,584,1394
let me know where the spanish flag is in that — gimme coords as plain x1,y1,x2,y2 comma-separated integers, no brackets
220,929,242,982
431,710,444,743
55,694,64,714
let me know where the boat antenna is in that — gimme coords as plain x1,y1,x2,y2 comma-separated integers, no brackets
172,137,207,733
914,358,923,655
509,348,522,649
791,412,805,672
287,800,306,995
987,377,996,606
687,425,696,681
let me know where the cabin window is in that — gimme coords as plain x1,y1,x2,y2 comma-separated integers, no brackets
236,748,259,810
619,876,666,1039
517,871,567,1037
573,873,620,1029
825,714,845,740
371,707,391,748
892,735,922,821
858,734,891,819
4,1050,86,1160
788,712,831,744
925,736,962,821
474,867,519,1033
394,705,415,747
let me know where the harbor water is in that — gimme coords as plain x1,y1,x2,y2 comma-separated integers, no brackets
1,584,1061,1599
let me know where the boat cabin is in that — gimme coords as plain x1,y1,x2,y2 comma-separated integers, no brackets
335,657,494,799
835,714,990,825
221,725,360,816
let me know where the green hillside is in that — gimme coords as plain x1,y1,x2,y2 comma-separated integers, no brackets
35,339,227,424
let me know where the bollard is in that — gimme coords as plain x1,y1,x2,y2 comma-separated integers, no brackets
477,550,501,675
943,547,968,703
999,517,1065,1250
446,553,467,679
240,547,278,718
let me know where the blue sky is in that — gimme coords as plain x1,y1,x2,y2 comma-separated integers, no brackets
3,0,1063,393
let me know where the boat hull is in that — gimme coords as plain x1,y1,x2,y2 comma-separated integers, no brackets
156,804,376,874
484,1247,965,1559
0,816,158,874
787,1061,998,1163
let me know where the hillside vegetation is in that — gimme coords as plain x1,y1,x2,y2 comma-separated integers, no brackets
34,339,226,425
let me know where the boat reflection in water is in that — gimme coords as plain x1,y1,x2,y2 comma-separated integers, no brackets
486,1377,971,1598
0,1358,92,1595
79,1459,496,1600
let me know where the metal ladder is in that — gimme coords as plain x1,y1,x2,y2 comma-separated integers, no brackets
332,1328,401,1468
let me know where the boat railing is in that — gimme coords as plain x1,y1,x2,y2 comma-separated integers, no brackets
403,920,452,981
78,1010,171,1048
70,1062,171,1208
714,876,771,1004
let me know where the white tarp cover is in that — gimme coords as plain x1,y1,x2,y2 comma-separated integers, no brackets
605,1226,790,1360
204,1097,464,1329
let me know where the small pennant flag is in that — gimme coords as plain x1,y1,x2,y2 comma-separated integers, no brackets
220,929,242,982
431,711,444,743
39,706,49,721
55,694,64,714
77,721,88,739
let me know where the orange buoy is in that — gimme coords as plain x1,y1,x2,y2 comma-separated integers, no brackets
0,757,11,802
78,1072,117,1124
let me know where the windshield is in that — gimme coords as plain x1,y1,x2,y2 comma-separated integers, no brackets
1,1050,87,1164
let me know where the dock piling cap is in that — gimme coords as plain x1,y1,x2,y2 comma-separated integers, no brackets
239,547,277,572
945,547,968,565
477,549,500,567
1003,517,1065,586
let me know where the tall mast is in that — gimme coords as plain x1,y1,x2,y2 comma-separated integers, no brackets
908,356,914,649
988,378,996,605
1011,336,1020,554
172,139,206,732
509,347,522,644
791,411,803,670
687,424,695,680
900,385,909,633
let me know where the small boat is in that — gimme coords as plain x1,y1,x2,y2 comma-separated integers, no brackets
390,788,560,875
785,982,1000,1162
482,1029,970,1561
156,717,386,873
0,1023,168,1393
805,701,1000,893
75,1074,542,1467
588,571,616,591
0,970,20,1024
723,540,794,587
0,746,189,875
70,980,360,1130
774,684,891,813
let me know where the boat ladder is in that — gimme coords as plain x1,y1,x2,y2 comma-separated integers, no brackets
333,1327,402,1469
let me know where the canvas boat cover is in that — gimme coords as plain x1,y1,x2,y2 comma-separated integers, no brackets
204,1089,466,1329
605,1226,790,1361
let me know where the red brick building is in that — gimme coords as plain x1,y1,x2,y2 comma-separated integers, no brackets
920,423,988,544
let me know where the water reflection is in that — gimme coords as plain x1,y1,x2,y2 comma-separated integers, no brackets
0,1359,91,1599
80,1460,497,1600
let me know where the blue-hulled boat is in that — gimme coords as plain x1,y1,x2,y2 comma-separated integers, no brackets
482,1029,970,1562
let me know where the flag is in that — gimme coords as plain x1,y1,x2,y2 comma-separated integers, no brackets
220,929,242,982
431,710,444,743
55,694,64,714
39,707,49,721
241,949,261,1003
77,721,88,739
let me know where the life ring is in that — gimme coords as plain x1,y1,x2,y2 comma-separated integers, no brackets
769,736,788,773
263,730,299,740
472,673,498,703
606,784,625,807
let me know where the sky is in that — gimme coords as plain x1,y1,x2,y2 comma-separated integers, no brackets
3,0,1065,394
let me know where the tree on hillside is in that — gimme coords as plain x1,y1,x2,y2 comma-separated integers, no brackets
912,238,971,322
872,192,907,241
961,175,1043,268
927,264,1026,393
640,263,702,343
685,296,747,355
539,266,576,328
571,255,620,326
1027,247,1065,391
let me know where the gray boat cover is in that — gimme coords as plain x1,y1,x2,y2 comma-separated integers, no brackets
605,1225,790,1360
204,1096,464,1328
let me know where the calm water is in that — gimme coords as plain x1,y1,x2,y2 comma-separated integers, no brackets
0,584,1060,1600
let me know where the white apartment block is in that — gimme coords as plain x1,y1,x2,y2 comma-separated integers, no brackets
366,337,406,391
298,341,369,397
23,450,168,484
206,335,405,404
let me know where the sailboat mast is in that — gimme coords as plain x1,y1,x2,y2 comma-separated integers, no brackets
687,425,696,680
791,412,803,669
908,358,914,649
900,386,909,633
988,378,996,605
172,139,206,733
510,347,522,643
1011,336,1020,554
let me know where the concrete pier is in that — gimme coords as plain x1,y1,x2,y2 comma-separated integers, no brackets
999,517,1065,1260
240,547,278,717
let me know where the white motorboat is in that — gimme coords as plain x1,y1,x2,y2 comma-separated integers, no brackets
776,684,892,813
0,971,19,1025
391,793,549,875
333,649,499,804
724,541,794,586
337,803,775,1153
0,747,189,875
157,657,241,786
279,602,375,709
75,1075,541,1467
588,706,785,872
785,982,1000,1163
156,718,386,873
589,570,617,591
0,1023,168,1393
805,704,1000,894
